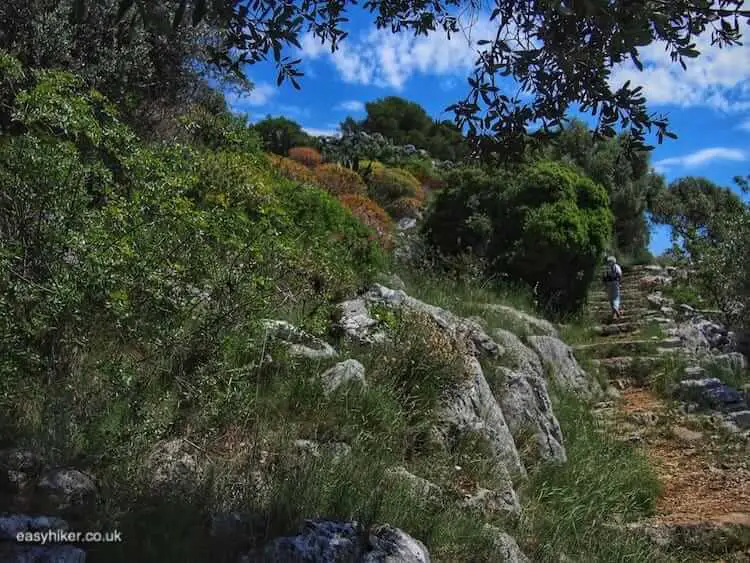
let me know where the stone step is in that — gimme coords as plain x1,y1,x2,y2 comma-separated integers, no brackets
592,322,646,337
590,356,664,378
573,337,682,359
618,515,750,554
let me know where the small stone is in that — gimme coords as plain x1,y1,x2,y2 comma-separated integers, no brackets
671,425,704,443
728,411,750,430
318,359,366,395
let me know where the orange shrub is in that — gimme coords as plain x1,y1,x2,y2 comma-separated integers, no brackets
314,163,367,196
288,146,323,167
338,194,394,250
267,153,319,185
386,196,423,220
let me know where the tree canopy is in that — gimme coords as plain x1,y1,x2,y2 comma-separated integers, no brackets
252,116,320,155
162,0,748,157
538,119,665,258
651,176,747,246
355,96,470,161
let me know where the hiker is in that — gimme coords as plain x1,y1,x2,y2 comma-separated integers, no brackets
602,256,623,320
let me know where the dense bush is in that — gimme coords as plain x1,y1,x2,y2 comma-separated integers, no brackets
314,163,368,196
288,146,323,168
386,197,423,220
266,153,319,185
368,167,425,208
253,116,320,155
400,157,447,192
0,56,384,440
337,195,394,249
424,161,612,315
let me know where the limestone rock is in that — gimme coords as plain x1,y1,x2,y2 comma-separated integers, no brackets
147,438,201,492
671,425,704,443
437,356,525,481
474,304,559,337
0,544,86,563
261,519,363,562
0,514,70,538
319,359,366,395
497,367,565,463
36,468,96,517
460,487,519,517
374,273,406,291
671,378,748,413
336,299,387,345
492,329,543,375
526,336,598,398
481,525,531,563
364,524,430,563
262,319,337,359
383,467,442,499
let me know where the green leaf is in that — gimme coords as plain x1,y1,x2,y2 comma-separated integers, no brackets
116,0,135,22
173,0,187,30
192,0,207,26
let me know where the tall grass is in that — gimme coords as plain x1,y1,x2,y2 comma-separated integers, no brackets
516,392,665,562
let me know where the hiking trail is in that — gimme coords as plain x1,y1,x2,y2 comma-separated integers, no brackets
576,265,750,561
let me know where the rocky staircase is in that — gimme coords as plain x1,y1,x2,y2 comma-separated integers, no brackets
576,264,750,560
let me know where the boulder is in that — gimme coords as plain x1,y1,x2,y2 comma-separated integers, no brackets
647,292,673,311
364,524,430,563
671,378,748,413
474,304,559,337
318,360,366,395
261,519,363,562
492,329,543,375
459,487,519,517
336,299,387,345
258,520,430,563
146,438,201,492
262,319,337,359
481,525,531,563
383,467,442,499
36,468,96,517
0,449,45,498
374,272,406,291
497,367,566,463
0,544,86,563
526,336,599,398
436,356,525,483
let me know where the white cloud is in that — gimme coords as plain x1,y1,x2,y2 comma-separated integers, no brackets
653,147,746,172
609,20,750,112
226,82,276,109
303,126,340,138
336,100,365,112
739,118,750,132
299,14,500,90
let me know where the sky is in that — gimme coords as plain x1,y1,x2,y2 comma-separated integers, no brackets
225,8,750,256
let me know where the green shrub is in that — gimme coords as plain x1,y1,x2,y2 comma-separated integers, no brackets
424,161,612,316
367,167,424,207
0,56,383,446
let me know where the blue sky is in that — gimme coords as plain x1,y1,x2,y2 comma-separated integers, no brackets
225,10,750,255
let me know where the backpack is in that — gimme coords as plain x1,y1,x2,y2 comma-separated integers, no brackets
602,263,621,284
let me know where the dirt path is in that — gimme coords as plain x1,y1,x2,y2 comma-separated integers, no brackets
581,265,750,557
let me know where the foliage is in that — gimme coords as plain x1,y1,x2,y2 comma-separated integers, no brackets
314,163,368,197
253,116,319,155
168,0,746,157
177,105,262,153
0,55,383,439
0,0,248,137
288,146,323,168
401,157,447,192
651,176,746,249
518,392,661,562
266,153,319,185
386,197,423,220
424,161,613,315
356,96,469,161
367,167,424,209
539,119,665,259
687,204,750,333
337,194,393,249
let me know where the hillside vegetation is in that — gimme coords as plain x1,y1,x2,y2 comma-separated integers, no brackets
1,3,749,561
